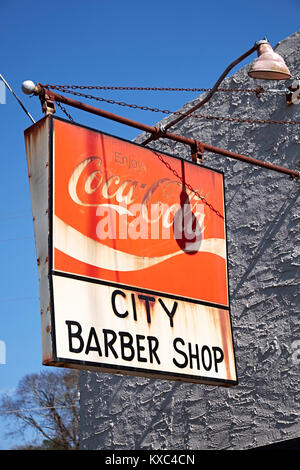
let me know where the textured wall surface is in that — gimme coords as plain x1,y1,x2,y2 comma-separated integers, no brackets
79,31,300,450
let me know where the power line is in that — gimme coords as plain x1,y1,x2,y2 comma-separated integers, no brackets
0,402,80,416
0,74,35,124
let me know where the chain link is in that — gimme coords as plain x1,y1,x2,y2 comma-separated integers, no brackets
153,151,224,220
46,86,295,216
45,85,255,219
42,83,269,95
45,85,224,218
46,86,300,127
55,101,74,122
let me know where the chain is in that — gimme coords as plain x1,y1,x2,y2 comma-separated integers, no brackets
46,86,300,127
55,100,74,122
44,86,223,217
53,90,224,218
52,89,224,219
42,83,269,95
153,151,224,220
47,86,296,218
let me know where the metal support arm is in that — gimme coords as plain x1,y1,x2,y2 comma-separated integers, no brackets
34,85,299,180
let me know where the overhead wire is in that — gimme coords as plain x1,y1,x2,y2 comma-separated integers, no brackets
0,402,80,416
0,74,35,123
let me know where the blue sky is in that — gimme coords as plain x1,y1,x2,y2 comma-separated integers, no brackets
0,0,299,449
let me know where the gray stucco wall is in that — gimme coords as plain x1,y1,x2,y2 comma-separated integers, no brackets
79,31,300,450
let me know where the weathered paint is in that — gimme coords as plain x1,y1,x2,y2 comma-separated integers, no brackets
24,117,53,365
52,276,236,384
25,116,237,386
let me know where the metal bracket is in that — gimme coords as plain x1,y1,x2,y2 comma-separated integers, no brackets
38,86,56,115
286,80,300,105
151,123,167,141
191,140,204,163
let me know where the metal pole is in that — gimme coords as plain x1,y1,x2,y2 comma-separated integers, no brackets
141,44,258,145
36,86,299,180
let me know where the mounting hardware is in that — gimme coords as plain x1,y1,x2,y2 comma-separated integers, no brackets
39,87,56,115
26,83,300,179
286,80,300,105
151,123,167,141
191,141,204,163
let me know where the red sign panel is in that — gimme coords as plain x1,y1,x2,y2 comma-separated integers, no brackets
53,118,228,307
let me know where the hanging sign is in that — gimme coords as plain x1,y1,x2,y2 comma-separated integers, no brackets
25,116,237,386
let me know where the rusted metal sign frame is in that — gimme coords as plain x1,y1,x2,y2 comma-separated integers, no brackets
34,85,300,180
25,115,238,387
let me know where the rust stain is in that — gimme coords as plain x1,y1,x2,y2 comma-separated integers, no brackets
215,309,233,381
25,117,48,169
42,355,54,365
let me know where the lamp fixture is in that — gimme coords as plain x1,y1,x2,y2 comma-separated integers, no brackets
286,79,300,105
20,39,299,180
248,39,291,80
141,38,291,145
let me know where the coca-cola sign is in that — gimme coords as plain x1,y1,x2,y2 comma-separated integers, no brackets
53,119,228,307
25,116,237,386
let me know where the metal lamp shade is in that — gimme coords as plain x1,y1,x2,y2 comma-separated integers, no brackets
248,42,291,80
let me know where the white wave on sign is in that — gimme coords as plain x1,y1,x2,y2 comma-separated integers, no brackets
53,215,226,272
